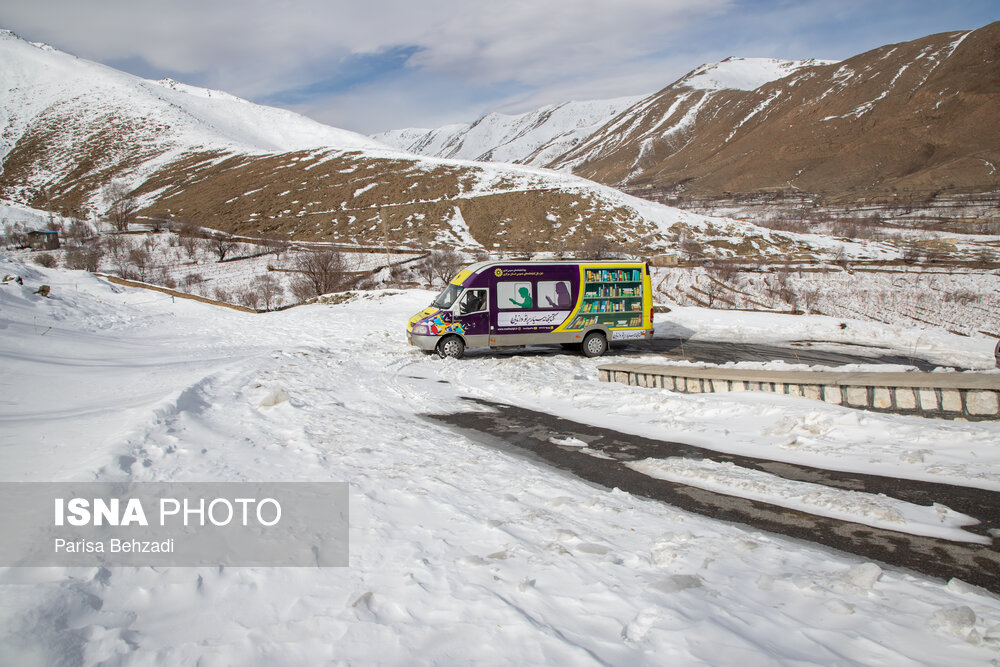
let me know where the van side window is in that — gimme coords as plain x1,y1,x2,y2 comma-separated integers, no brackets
459,289,487,315
538,281,571,308
498,281,533,309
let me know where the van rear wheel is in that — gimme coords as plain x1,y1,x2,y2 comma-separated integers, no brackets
581,332,607,358
437,335,465,359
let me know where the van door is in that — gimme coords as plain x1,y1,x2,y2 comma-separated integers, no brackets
456,288,490,338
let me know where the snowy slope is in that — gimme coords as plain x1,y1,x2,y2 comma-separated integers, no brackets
0,29,384,161
3,258,1000,663
677,56,836,91
372,96,644,167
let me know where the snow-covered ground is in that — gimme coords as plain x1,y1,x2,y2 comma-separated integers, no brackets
3,256,1000,664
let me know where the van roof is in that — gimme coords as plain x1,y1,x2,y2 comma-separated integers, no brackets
462,259,643,274
450,259,647,287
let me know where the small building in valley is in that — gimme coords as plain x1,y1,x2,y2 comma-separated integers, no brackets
28,230,60,250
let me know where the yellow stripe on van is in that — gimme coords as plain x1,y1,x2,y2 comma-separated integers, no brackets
450,269,473,286
551,265,588,333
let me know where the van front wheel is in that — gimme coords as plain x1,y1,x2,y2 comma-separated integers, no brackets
437,335,465,359
581,332,607,358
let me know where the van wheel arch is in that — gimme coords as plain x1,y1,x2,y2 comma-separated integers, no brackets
437,335,466,359
581,331,608,358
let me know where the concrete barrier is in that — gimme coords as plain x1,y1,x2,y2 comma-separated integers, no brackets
598,363,1000,421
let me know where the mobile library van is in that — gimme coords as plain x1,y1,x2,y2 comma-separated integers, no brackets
407,260,654,358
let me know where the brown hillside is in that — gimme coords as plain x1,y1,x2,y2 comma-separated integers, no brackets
132,149,686,253
555,22,1000,203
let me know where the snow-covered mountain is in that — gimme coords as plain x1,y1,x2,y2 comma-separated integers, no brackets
376,22,1000,206
372,96,644,167
551,24,1000,200
1,29,802,257
371,58,821,169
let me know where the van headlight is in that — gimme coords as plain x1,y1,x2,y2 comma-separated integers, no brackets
411,323,430,335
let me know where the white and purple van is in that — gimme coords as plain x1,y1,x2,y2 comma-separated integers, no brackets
407,260,654,358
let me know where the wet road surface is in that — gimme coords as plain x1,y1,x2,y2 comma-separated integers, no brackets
633,337,943,371
427,399,1000,591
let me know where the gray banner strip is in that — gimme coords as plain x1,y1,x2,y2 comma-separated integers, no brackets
0,482,349,566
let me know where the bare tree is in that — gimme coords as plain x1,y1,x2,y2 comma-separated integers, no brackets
429,248,463,284
66,219,95,247
3,222,29,248
106,234,134,278
129,248,151,282
252,273,285,310
262,234,291,258
415,255,436,286
103,180,138,232
387,262,409,288
707,258,739,284
210,233,238,262
578,235,612,259
290,249,349,300
679,237,700,261
181,234,201,260
235,285,260,310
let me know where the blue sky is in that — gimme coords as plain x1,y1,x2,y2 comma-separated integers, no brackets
2,0,997,134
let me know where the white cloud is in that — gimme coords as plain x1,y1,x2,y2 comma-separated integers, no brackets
3,0,995,133
3,1,730,123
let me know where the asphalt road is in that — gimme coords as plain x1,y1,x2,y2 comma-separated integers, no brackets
629,337,944,371
427,399,1000,592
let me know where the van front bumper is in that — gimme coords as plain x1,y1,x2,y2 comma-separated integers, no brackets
407,331,440,351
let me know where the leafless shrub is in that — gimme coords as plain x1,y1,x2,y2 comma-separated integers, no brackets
262,235,291,258
943,290,980,306
766,265,796,305
181,273,204,291
33,252,58,268
701,275,724,307
833,245,849,268
414,254,436,286
799,288,822,313
758,215,810,233
387,262,409,288
214,287,230,303
64,245,104,272
177,220,204,238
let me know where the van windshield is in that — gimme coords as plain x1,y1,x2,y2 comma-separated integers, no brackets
431,284,463,310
